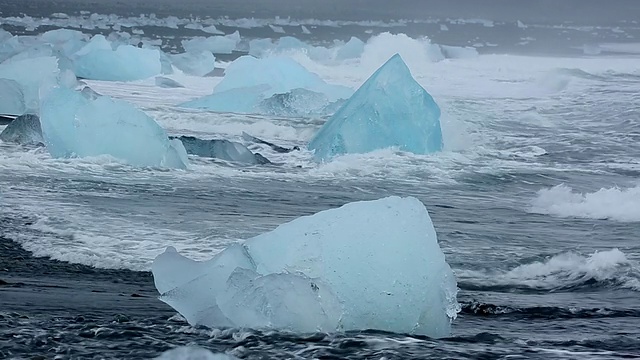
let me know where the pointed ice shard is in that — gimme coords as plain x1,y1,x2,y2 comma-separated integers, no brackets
308,54,443,161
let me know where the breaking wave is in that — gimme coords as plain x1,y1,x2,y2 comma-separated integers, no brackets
457,249,640,292
529,184,640,222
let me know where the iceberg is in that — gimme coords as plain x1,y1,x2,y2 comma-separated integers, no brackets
170,51,216,77
335,37,365,60
258,88,343,117
40,87,188,169
181,32,240,54
0,79,26,116
170,135,270,165
0,56,60,112
180,56,351,116
152,196,458,337
0,114,44,145
72,35,162,81
308,54,443,161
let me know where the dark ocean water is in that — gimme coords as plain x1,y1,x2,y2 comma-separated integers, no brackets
1,0,640,359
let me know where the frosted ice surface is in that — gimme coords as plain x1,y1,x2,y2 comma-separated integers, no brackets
40,87,188,168
152,196,458,337
202,25,224,35
0,114,43,145
308,54,443,161
0,79,26,116
180,56,351,115
170,51,216,76
72,35,162,81
0,56,59,112
181,31,240,54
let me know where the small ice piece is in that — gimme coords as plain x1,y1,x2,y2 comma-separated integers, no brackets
170,51,216,76
181,31,240,54
40,87,188,169
171,135,270,164
440,45,478,59
152,196,458,337
155,76,184,88
0,56,59,112
180,56,351,115
301,25,311,34
269,24,286,34
308,54,443,161
0,79,26,116
202,25,224,35
0,114,43,145
72,35,162,81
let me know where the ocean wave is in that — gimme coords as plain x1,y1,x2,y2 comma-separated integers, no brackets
529,184,640,222
457,249,640,292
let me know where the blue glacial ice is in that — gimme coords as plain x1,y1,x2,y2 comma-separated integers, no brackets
0,56,60,112
152,196,459,336
308,54,443,161
0,114,44,145
181,31,240,54
170,51,216,76
72,35,162,81
0,79,26,116
170,135,270,165
180,56,351,116
40,87,188,168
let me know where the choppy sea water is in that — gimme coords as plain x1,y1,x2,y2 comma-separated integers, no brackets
1,1,640,358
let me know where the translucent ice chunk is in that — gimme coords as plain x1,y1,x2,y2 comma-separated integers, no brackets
72,35,162,81
181,32,240,54
0,79,26,116
170,51,216,76
171,135,270,164
308,54,443,160
152,196,458,337
0,56,59,112
40,87,188,168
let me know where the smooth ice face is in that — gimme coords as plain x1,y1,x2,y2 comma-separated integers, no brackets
72,35,162,81
40,87,188,169
0,79,26,116
0,114,44,145
0,56,59,112
180,56,351,116
308,54,443,161
153,196,459,337
170,51,216,76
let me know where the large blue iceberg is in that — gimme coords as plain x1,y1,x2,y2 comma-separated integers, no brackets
308,54,443,161
72,35,162,81
0,56,60,112
180,56,351,116
40,87,188,168
152,196,459,336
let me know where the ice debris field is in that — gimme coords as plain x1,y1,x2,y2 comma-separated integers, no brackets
0,26,456,334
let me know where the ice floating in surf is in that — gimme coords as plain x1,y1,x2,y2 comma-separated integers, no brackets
181,31,240,55
170,51,216,76
40,87,188,169
180,56,351,116
72,35,162,81
308,54,443,161
0,56,59,112
152,196,458,337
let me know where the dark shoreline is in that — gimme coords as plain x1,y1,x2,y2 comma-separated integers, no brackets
0,235,174,320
